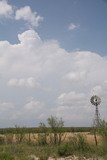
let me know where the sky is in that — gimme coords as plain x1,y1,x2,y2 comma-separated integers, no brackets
0,0,107,128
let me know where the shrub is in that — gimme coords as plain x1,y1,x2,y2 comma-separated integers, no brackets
0,135,5,144
98,120,107,140
77,134,91,152
38,116,65,145
58,143,72,156
6,134,14,144
0,152,14,160
37,123,48,145
37,133,48,145
14,125,26,143
47,116,64,144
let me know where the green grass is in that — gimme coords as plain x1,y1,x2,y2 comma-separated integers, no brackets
0,143,58,160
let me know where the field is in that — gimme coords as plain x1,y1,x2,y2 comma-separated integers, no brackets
0,126,107,160
0,117,107,160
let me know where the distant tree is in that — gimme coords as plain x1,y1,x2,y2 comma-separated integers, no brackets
38,116,65,145
47,116,65,144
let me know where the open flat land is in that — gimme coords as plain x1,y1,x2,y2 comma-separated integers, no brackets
0,131,105,160
0,132,102,144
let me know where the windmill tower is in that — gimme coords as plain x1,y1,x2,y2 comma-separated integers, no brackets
90,95,101,127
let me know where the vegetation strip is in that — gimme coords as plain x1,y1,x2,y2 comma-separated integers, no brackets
0,116,107,160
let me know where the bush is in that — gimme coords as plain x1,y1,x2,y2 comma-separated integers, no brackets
0,135,5,144
77,134,91,152
98,120,107,140
6,134,14,144
37,123,48,145
39,116,65,145
47,116,64,130
58,134,92,157
14,126,26,143
0,152,14,160
38,133,48,145
58,143,72,156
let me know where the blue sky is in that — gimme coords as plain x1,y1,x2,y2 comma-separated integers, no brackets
1,0,107,54
0,0,107,127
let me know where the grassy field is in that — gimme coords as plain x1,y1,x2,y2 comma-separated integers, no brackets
0,117,107,159
0,130,107,160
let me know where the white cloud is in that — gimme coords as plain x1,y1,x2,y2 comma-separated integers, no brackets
0,29,107,126
24,99,43,110
56,91,90,122
0,101,14,111
0,100,16,126
0,2,43,28
54,91,92,126
58,91,86,107
16,99,47,126
0,0,13,18
0,98,46,127
7,77,40,88
68,23,79,31
18,29,41,44
63,71,87,82
15,6,43,28
0,1,106,127
91,85,102,96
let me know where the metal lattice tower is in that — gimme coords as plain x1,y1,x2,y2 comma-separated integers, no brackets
90,95,101,127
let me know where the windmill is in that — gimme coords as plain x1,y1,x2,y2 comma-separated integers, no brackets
90,95,101,127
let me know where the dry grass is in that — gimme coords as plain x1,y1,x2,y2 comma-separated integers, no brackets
0,132,102,144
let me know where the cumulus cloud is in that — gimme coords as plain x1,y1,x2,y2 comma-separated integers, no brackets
18,29,41,44
58,91,86,107
0,101,14,111
15,6,43,28
15,99,47,126
91,85,102,96
63,71,87,82
0,0,13,18
53,91,92,126
0,100,16,126
0,29,107,126
68,23,79,31
24,99,43,111
0,2,43,28
7,77,40,88
0,98,46,127
0,1,106,127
